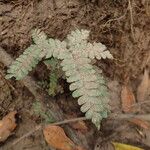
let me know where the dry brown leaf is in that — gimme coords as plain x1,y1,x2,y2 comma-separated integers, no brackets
76,146,86,150
121,85,136,113
70,121,88,133
129,118,150,129
0,111,17,142
137,69,150,102
43,125,85,150
66,114,88,133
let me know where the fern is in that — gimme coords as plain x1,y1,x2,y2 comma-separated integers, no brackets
48,72,58,96
6,45,43,80
32,101,54,123
44,58,63,96
6,29,113,129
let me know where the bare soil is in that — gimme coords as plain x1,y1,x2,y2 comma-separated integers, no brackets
0,0,150,150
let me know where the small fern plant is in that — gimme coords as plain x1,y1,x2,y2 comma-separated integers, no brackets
6,29,113,129
44,58,64,96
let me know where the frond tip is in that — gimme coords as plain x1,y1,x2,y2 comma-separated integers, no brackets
86,42,113,60
6,45,42,80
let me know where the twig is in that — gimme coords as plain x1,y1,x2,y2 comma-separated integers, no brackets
12,125,42,146
12,112,150,146
53,117,87,126
12,117,87,146
102,2,129,28
104,8,128,26
110,113,150,121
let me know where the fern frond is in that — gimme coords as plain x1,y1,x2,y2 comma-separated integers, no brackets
84,42,113,60
32,101,54,123
44,58,62,96
67,29,90,48
47,39,67,59
6,45,43,80
61,53,109,129
67,29,113,60
32,29,67,59
6,30,66,80
48,72,58,96
62,29,111,129
32,29,51,58
6,28,113,129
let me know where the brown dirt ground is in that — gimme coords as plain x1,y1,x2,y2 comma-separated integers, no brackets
0,0,150,150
